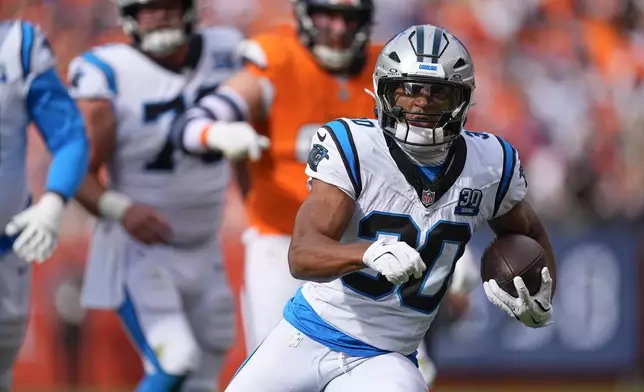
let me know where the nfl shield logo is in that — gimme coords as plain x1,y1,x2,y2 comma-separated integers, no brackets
421,189,435,207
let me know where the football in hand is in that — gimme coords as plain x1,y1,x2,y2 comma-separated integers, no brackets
480,234,546,298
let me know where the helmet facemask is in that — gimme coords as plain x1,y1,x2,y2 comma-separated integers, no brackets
377,76,472,149
293,0,373,72
372,25,477,152
117,0,196,56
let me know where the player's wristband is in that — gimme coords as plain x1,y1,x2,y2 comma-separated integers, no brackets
42,191,68,204
182,118,213,153
98,190,132,221
38,192,66,215
200,123,211,149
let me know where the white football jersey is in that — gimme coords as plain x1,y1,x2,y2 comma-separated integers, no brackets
284,117,527,356
0,21,54,228
68,28,243,243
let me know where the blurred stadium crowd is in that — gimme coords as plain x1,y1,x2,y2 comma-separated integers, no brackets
375,0,644,229
3,0,644,230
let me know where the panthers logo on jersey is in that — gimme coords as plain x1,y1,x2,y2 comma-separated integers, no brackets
307,144,329,172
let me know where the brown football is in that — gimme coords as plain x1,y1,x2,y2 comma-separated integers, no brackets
480,234,546,298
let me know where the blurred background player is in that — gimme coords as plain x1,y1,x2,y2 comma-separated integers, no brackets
66,0,246,390
175,0,382,355
0,19,88,392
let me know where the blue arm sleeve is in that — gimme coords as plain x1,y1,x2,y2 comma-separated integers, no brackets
26,67,89,200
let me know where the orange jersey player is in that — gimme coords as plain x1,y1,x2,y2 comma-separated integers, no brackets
173,0,380,354
244,27,381,235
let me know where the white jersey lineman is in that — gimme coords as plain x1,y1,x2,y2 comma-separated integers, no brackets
68,27,243,391
225,118,527,391
0,20,88,391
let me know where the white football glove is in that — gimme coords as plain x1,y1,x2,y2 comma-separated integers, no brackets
362,238,426,285
483,267,554,328
5,192,65,263
204,122,270,161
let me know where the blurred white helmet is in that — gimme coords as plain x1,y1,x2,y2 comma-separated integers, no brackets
373,25,475,152
113,0,197,56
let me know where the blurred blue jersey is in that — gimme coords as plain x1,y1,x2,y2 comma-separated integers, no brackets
0,20,88,254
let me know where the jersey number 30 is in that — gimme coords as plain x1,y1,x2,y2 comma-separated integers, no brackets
342,212,472,314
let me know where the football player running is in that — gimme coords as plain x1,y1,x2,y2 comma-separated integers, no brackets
0,20,89,392
68,1,249,390
224,24,557,392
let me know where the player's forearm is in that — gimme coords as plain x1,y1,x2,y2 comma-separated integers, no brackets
75,174,107,216
288,234,370,283
45,138,89,200
28,67,90,200
289,179,362,282
75,174,132,221
233,160,251,199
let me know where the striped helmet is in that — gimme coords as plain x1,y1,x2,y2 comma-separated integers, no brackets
373,25,475,149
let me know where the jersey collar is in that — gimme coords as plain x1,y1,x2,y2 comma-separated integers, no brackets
385,134,467,208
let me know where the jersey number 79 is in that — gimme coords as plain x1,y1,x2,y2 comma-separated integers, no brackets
142,84,222,171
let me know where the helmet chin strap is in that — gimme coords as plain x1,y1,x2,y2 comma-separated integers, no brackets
389,102,466,166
